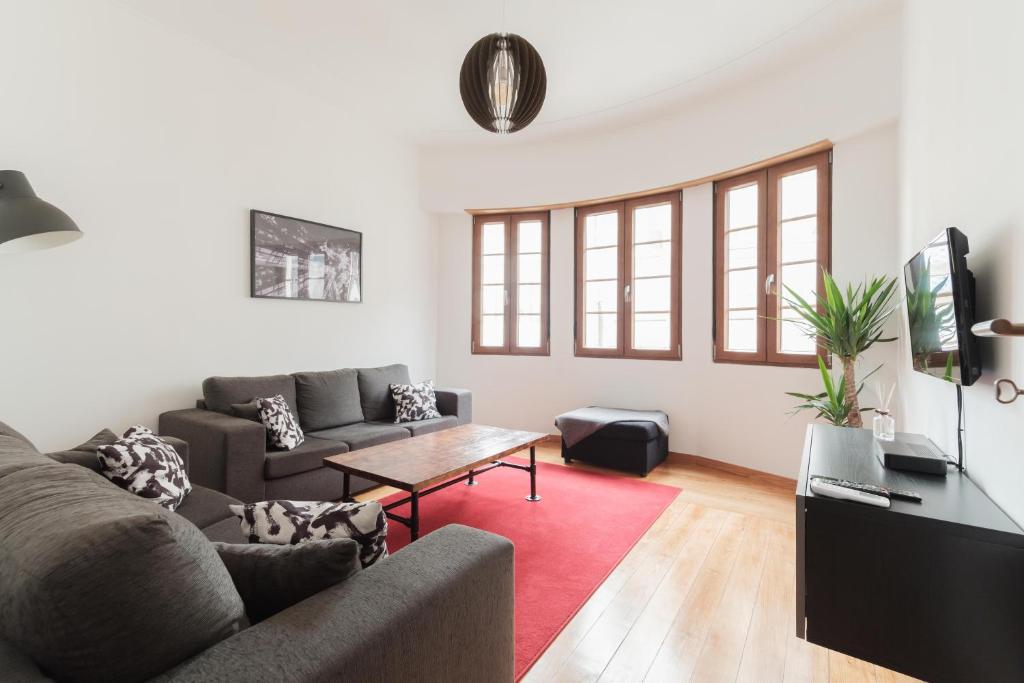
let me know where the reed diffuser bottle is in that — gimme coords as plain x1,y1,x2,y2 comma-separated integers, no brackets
872,382,896,441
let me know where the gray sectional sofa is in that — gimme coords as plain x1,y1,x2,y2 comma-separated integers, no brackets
159,364,471,503
0,420,514,682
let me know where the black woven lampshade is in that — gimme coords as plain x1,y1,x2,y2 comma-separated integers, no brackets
460,32,546,134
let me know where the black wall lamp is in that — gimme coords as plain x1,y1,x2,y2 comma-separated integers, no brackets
0,170,82,253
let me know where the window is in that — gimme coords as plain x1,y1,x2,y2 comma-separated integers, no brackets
574,192,682,360
713,151,831,366
472,212,550,355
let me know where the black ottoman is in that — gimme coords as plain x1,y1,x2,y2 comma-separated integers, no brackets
561,420,668,477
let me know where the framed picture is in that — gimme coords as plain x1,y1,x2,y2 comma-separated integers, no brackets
250,210,362,303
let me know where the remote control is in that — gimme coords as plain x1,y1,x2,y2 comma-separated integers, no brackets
810,478,891,508
811,476,922,503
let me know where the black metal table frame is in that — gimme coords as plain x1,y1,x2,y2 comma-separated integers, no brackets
342,446,540,541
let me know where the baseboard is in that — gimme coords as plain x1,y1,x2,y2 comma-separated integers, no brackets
669,451,796,488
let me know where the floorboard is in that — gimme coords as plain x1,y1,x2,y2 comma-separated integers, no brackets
366,443,920,682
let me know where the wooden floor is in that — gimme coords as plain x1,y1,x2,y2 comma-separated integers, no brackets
364,443,920,683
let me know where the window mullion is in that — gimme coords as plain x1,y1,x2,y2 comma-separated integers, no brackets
506,217,515,353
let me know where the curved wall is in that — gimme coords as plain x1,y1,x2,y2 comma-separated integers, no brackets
426,13,903,478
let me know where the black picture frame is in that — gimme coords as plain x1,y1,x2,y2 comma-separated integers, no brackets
250,210,362,303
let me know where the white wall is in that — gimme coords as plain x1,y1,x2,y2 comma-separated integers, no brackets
435,122,900,478
0,1,438,451
899,1,1024,523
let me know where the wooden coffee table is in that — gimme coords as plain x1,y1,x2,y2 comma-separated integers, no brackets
323,423,548,540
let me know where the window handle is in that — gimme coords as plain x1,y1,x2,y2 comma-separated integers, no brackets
624,284,631,302
765,273,776,296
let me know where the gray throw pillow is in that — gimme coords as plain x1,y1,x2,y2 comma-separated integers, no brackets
46,428,118,472
214,539,361,623
0,462,245,682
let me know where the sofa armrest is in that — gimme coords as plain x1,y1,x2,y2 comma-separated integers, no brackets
157,524,515,683
435,387,472,425
158,409,267,503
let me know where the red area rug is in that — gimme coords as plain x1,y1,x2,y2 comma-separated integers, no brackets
382,456,680,679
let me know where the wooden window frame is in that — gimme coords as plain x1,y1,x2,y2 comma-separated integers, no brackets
574,192,682,360
713,150,831,368
471,212,551,356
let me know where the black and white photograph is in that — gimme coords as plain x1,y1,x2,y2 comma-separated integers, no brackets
251,210,362,303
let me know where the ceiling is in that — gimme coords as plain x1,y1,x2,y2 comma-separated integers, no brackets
126,0,897,145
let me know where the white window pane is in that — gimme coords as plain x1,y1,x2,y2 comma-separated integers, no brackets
633,203,672,243
481,285,504,314
728,269,758,309
518,253,541,284
633,241,671,278
727,310,757,352
728,184,758,229
726,227,757,270
586,281,618,313
482,254,504,284
781,217,817,263
518,284,541,314
482,222,505,254
518,315,541,348
781,169,817,220
780,308,815,354
780,262,817,304
584,313,617,348
585,212,618,248
585,246,618,281
481,315,504,346
633,277,670,312
633,312,670,350
517,221,542,253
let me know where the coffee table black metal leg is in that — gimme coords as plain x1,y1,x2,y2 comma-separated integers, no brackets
466,469,478,486
410,491,420,541
526,446,541,502
342,473,351,501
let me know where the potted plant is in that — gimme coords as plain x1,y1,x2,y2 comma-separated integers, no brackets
783,271,899,428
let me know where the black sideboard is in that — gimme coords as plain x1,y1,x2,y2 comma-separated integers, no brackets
796,424,1024,682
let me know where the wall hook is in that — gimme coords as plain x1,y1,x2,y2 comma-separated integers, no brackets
995,379,1024,404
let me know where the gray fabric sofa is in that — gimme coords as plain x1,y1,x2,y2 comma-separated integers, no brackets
159,364,472,503
0,420,514,682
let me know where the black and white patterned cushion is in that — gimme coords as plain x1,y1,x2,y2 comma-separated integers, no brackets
389,380,442,423
256,394,304,450
97,426,192,511
229,500,388,568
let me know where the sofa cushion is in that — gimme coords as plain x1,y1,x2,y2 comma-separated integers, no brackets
214,539,362,623
202,516,248,544
356,364,411,422
177,485,241,530
230,499,388,568
0,462,245,682
263,436,348,480
203,374,298,416
293,369,364,431
397,415,459,436
0,420,35,450
308,422,410,450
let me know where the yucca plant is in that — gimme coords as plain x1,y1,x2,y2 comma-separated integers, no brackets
786,356,874,426
783,271,899,428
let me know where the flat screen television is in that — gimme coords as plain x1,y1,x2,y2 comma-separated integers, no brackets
903,227,981,386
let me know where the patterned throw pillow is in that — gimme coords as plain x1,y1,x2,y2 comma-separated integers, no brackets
389,380,442,423
97,426,192,511
229,500,388,568
256,394,304,450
